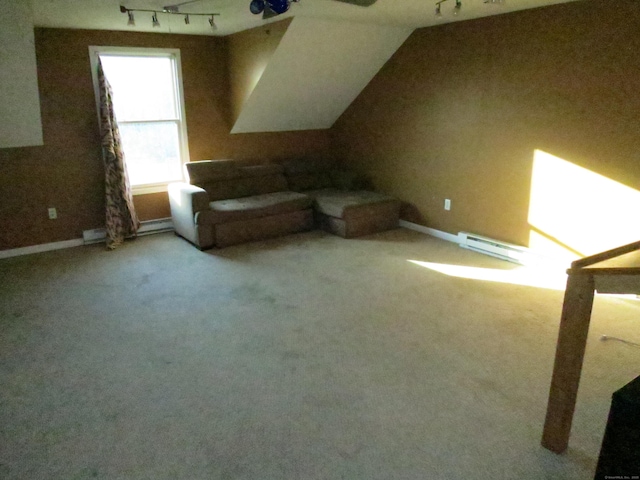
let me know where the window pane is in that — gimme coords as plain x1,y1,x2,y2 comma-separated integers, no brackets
100,55,177,122
118,122,182,186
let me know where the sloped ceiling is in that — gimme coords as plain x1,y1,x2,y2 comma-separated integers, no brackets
28,0,583,135
30,0,583,38
230,17,412,133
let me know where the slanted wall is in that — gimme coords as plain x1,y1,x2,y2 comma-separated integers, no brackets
227,19,292,126
230,16,412,133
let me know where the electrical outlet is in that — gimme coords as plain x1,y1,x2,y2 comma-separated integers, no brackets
48,207,57,220
444,199,451,211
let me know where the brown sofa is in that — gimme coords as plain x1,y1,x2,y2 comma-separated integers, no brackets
282,158,401,238
169,158,400,249
169,160,314,249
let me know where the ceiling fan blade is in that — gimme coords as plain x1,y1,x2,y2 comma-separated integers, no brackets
331,0,378,6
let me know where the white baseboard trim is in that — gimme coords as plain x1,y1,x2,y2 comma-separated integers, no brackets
0,238,84,260
399,220,569,267
139,217,174,235
83,218,174,245
399,220,459,244
0,218,174,259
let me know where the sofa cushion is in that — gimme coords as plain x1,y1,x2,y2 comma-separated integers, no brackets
281,157,335,175
241,164,284,177
328,169,367,191
282,158,334,192
286,172,333,192
310,189,399,219
206,191,313,224
185,160,240,185
203,174,289,201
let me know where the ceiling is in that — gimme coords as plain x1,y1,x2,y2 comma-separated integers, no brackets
31,0,582,37
29,0,583,135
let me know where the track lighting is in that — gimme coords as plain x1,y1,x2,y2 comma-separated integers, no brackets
435,0,462,18
119,5,221,29
453,0,461,15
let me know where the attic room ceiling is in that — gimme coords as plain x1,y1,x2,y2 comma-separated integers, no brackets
31,0,583,37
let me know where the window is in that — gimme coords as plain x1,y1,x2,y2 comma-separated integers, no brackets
89,47,190,194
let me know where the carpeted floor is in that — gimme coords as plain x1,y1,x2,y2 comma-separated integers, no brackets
1,228,639,479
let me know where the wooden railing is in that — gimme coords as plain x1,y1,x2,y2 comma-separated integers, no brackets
541,241,640,453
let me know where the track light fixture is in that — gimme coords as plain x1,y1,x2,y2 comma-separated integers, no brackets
119,5,221,29
434,0,463,18
435,0,448,18
453,0,461,15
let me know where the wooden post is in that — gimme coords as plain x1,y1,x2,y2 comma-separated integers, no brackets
541,271,595,453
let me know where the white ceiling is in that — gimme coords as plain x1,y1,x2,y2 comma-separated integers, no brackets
31,0,582,37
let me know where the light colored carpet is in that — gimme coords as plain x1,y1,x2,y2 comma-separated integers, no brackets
1,228,639,479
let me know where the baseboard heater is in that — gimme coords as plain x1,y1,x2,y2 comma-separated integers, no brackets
458,232,529,265
83,218,174,245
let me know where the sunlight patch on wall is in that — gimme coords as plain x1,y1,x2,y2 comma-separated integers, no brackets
408,260,567,291
528,229,580,266
529,150,640,258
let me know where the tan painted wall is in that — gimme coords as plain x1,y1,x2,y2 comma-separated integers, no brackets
333,1,640,255
227,19,291,126
0,27,330,250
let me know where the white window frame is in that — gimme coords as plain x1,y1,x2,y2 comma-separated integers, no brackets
89,46,190,195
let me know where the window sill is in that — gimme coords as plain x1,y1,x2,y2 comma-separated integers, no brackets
132,183,172,196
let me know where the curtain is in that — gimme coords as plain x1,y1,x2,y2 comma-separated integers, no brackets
97,59,140,249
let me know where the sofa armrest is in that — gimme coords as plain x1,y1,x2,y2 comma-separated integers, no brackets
169,182,210,214
168,182,214,248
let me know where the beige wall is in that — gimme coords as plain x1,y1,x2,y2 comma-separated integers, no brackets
227,19,291,125
0,27,331,250
5,2,639,254
333,1,640,256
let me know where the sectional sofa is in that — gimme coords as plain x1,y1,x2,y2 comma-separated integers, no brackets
168,159,400,249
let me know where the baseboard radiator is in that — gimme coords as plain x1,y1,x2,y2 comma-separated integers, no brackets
458,232,529,265
83,218,174,245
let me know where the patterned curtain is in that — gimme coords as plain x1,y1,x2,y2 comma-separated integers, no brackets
97,59,140,249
